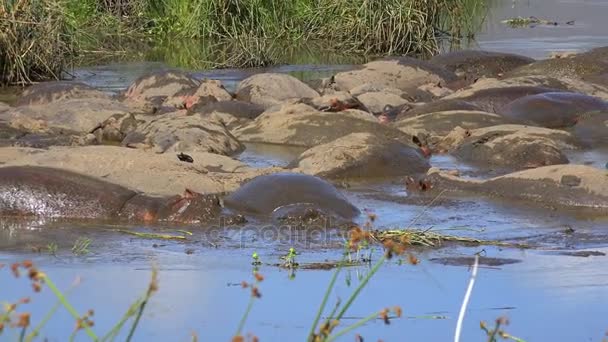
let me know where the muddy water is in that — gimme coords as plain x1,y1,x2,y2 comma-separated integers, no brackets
3,0,608,341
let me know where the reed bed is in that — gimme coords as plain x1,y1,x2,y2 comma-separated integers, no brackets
1,0,486,84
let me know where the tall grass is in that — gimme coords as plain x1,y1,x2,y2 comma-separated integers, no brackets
0,0,76,85
0,0,486,84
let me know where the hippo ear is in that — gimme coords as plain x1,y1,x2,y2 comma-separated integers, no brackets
182,188,201,199
412,136,422,147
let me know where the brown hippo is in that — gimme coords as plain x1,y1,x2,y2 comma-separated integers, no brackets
571,111,608,148
429,50,535,81
223,173,360,221
15,81,111,106
447,86,565,114
288,132,430,179
0,166,222,224
507,46,608,83
235,73,320,109
394,99,483,121
499,92,608,128
190,100,265,120
408,165,608,214
332,57,457,93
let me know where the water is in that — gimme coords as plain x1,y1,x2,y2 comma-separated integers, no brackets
474,0,608,58
3,0,608,341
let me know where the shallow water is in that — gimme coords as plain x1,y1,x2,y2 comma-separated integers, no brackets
3,0,608,341
474,0,608,58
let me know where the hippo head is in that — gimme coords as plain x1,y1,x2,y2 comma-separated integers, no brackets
412,135,432,158
157,189,222,224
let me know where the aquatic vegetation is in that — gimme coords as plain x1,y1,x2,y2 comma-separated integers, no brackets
251,252,262,266
0,260,158,341
111,228,190,241
234,272,264,341
71,237,92,255
480,317,527,342
308,224,412,342
501,16,575,28
371,228,533,249
281,247,299,269
46,243,58,256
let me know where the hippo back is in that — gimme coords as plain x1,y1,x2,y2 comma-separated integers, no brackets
0,166,137,219
223,173,360,220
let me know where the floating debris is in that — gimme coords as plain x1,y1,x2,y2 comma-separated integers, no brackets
111,229,190,241
502,16,575,28
370,228,534,249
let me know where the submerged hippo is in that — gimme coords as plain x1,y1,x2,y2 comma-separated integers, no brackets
571,111,608,147
0,166,222,223
408,165,608,214
499,92,608,128
429,50,535,80
223,173,360,221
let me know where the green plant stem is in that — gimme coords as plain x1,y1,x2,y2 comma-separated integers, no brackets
69,330,78,342
335,255,386,321
235,293,256,337
487,321,502,342
308,260,344,341
100,298,144,342
42,275,98,341
125,299,149,342
325,310,380,342
26,299,64,342
18,327,26,342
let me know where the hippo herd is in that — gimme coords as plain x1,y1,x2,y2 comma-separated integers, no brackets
1,46,608,225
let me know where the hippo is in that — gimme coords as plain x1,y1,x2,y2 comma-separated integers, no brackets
571,111,608,148
429,50,535,80
235,73,320,109
408,165,608,214
15,81,110,107
507,46,608,82
448,86,565,114
223,173,360,221
499,92,608,128
394,99,483,121
0,166,222,224
190,100,265,120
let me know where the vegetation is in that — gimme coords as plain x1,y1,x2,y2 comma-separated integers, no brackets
0,220,531,341
1,0,487,85
0,260,159,341
0,0,76,85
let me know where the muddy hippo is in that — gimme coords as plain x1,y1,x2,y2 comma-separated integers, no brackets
571,111,608,148
409,165,608,214
289,132,430,179
223,173,360,221
333,57,457,93
0,166,222,223
190,100,265,120
507,46,608,82
236,73,320,109
499,92,608,128
429,50,535,80
16,81,110,106
448,86,565,114
394,99,483,121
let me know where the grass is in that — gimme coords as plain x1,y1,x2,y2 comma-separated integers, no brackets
0,0,76,85
1,0,487,84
